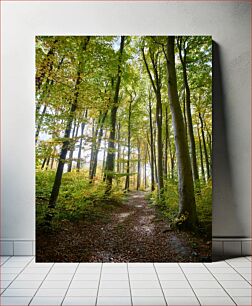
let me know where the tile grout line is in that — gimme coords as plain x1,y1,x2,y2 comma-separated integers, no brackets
126,262,133,306
203,263,238,305
177,263,202,305
95,262,103,306
61,263,80,306
28,260,55,305
225,260,252,286
0,255,12,266
1,256,34,297
153,263,168,306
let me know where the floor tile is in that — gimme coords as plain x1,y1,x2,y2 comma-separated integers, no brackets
1,274,17,281
98,288,130,297
232,296,252,305
1,267,23,274
0,256,10,264
157,273,186,281
45,273,73,281
208,267,236,274
225,288,252,296
131,288,163,297
2,261,28,268
22,267,50,274
0,280,12,289
160,280,191,288
70,280,99,288
181,267,208,274
97,296,131,305
163,288,195,296
154,263,179,268
219,280,251,288
228,261,252,268
241,273,252,283
227,257,250,263
30,296,64,305
198,296,236,305
130,280,160,289
16,273,46,281
99,281,129,289
129,273,157,281
132,296,166,305
185,273,215,280
103,264,127,273
74,273,100,281
62,296,96,305
194,288,228,296
205,262,230,267
165,296,200,305
8,280,42,289
67,288,97,296
40,280,71,288
101,273,128,281
1,288,37,296
189,280,221,288
8,256,33,262
155,267,181,273
234,267,252,274
214,273,245,281
76,266,101,274
50,266,78,274
128,266,155,273
35,287,67,296
0,296,32,305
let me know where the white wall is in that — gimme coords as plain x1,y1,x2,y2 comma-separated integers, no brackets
1,1,251,241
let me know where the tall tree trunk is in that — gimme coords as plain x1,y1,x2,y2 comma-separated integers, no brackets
178,38,199,183
164,106,169,180
197,123,205,182
105,36,125,192
48,37,90,209
125,99,132,191
142,48,164,196
137,139,141,190
90,111,108,181
153,125,158,185
117,122,121,174
67,120,77,172
76,109,88,171
199,112,211,180
165,36,197,228
148,97,155,191
35,105,47,143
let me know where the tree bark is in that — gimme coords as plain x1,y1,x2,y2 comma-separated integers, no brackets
199,112,211,180
105,36,125,192
125,98,132,191
178,38,199,183
137,139,141,190
76,110,88,171
197,123,205,182
148,96,155,191
165,36,197,228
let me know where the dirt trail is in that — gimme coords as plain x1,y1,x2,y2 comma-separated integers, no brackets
36,191,211,262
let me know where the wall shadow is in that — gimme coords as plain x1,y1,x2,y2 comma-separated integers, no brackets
212,41,244,261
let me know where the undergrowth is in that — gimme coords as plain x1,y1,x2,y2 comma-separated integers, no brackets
36,169,124,229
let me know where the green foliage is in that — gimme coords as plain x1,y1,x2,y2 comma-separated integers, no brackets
149,179,212,234
36,170,124,228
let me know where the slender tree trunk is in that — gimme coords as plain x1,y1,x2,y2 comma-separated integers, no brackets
67,120,78,172
148,98,155,191
125,99,132,191
117,122,121,174
90,111,108,181
76,109,88,171
48,37,90,209
165,36,197,228
164,106,169,180
137,139,141,190
199,112,211,180
105,36,125,192
35,105,47,143
197,123,205,182
178,39,199,183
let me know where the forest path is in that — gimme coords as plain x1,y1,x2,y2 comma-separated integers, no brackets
36,191,210,262
92,190,193,262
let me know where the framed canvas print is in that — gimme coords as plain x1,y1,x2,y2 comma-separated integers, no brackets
35,36,212,262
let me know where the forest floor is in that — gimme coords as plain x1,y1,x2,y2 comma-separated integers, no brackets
36,191,211,262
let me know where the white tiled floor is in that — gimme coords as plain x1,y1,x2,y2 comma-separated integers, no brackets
0,256,251,305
